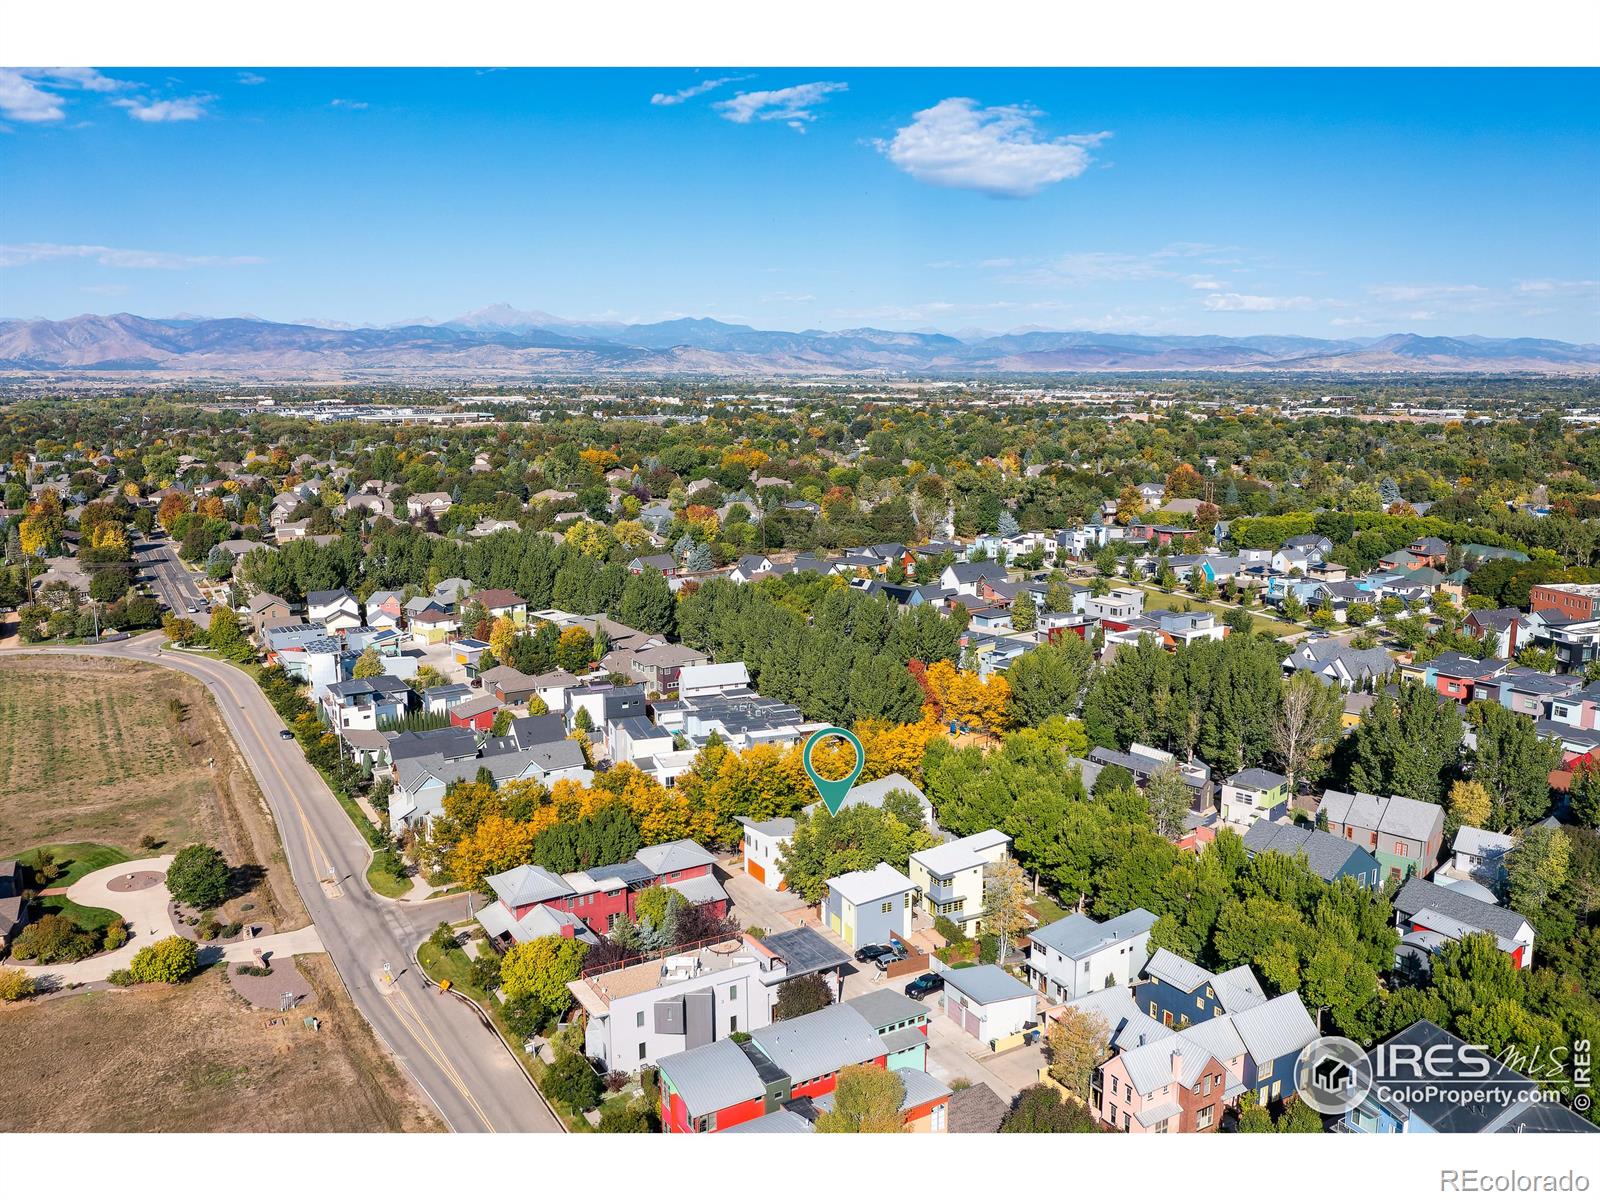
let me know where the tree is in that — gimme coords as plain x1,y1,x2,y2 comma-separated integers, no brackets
544,1050,602,1112
1000,1084,1102,1133
982,856,1031,965
165,843,231,909
1235,1090,1276,1133
500,935,588,1016
778,802,938,903
11,913,99,963
490,709,512,737
206,605,249,660
129,935,200,983
1145,763,1193,840
0,966,35,1002
1011,589,1037,633
557,625,594,673
1506,825,1570,916
773,973,834,1021
814,1064,906,1133
1468,701,1561,828
1338,679,1462,805
1276,1096,1326,1133
1006,637,1093,726
1448,779,1493,831
1271,672,1342,791
1569,765,1600,829
352,647,383,678
1046,1007,1111,1101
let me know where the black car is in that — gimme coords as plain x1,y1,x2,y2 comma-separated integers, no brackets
905,972,944,1000
854,943,893,964
278,729,295,741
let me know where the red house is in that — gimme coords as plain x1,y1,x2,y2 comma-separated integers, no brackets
477,839,727,944
448,693,501,731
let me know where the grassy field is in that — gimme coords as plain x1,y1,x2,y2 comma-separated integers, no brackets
0,957,441,1132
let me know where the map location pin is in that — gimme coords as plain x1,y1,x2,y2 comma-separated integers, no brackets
803,726,866,815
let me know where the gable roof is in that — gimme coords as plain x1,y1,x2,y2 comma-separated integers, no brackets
752,1005,888,1083
1228,991,1319,1064
657,1038,766,1119
1031,908,1158,960
1241,822,1371,882
1394,877,1531,942
1143,948,1266,1013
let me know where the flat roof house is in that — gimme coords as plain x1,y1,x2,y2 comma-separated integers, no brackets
735,816,795,891
1027,908,1159,1004
1218,767,1289,830
941,965,1038,1044
822,862,915,951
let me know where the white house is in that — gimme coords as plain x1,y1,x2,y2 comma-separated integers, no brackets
907,829,1011,938
1027,908,1159,1003
1450,826,1517,888
735,816,794,891
407,491,453,519
941,964,1038,1043
678,661,751,700
306,587,362,633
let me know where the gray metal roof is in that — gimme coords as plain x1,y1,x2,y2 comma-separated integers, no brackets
760,927,850,976
1228,991,1318,1064
1228,767,1286,791
722,1107,813,1134
1065,986,1167,1052
1030,908,1158,960
663,873,728,907
751,1004,887,1083
486,862,572,906
844,989,930,1031
634,838,717,875
944,964,1034,1006
1395,877,1530,941
657,1038,765,1119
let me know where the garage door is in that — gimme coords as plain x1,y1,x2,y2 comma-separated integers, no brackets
945,996,962,1023
748,859,765,885
963,1007,981,1038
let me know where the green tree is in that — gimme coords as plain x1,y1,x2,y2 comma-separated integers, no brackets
773,973,834,1021
129,935,200,983
1468,701,1561,828
1010,589,1037,633
1235,1090,1276,1133
1000,1084,1102,1133
165,843,231,909
1046,1006,1111,1101
500,935,588,1017
1506,824,1570,915
352,647,383,678
1145,763,1193,840
1337,679,1463,805
543,1050,603,1112
777,801,938,903
1568,765,1600,828
490,708,512,737
206,605,250,660
1006,637,1093,726
0,966,36,1002
814,1064,906,1133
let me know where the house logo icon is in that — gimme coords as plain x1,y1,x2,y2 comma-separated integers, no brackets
1295,1036,1372,1116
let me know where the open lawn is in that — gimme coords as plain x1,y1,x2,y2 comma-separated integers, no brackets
0,957,441,1132
0,656,306,931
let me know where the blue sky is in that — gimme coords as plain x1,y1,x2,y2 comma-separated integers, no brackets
2,67,1596,339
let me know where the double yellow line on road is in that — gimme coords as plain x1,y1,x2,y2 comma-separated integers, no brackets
381,969,498,1132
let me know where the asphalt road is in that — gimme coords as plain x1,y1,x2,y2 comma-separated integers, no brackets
4,635,562,1133
134,532,210,614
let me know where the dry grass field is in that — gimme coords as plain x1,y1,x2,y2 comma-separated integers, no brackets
0,956,440,1132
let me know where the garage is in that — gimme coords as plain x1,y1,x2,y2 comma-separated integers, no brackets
942,965,1038,1045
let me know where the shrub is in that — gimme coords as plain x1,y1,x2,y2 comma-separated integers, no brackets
500,994,545,1041
197,919,221,941
13,913,99,964
235,964,273,978
468,955,502,992
102,922,128,951
728,1030,752,1044
221,922,243,938
603,1070,629,1093
429,922,458,953
128,935,200,984
138,834,162,851
106,968,135,987
543,1051,603,1112
773,973,833,1021
596,1104,655,1133
0,967,35,1002
979,933,1000,965
166,844,231,909
950,1077,973,1092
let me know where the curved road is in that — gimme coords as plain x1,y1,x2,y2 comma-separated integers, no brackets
4,635,560,1134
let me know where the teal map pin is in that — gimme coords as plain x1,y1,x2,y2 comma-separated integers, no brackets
803,726,865,815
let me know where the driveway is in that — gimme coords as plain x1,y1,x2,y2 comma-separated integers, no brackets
721,859,810,935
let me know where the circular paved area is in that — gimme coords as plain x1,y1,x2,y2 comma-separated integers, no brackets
106,871,164,893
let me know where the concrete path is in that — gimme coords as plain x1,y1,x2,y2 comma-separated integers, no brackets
17,855,177,986
218,925,324,962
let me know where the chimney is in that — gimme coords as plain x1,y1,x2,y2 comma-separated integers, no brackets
1170,1050,1184,1083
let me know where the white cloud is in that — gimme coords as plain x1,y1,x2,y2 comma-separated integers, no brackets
1514,278,1598,296
0,69,67,122
238,72,267,86
715,81,846,127
877,97,1110,198
1368,283,1489,304
0,242,263,269
330,98,369,110
113,95,210,122
41,68,125,93
1203,292,1317,312
1188,277,1225,291
650,76,747,106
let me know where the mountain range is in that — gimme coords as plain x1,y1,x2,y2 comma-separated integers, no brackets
2,308,1596,378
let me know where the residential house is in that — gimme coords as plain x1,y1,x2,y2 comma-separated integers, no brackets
1282,640,1396,690
736,816,794,891
1495,667,1581,721
941,561,997,596
1551,681,1600,731
1240,823,1384,888
1088,744,1215,815
1339,1021,1595,1133
1318,790,1445,880
806,771,934,830
1027,908,1159,1003
477,838,725,946
0,859,25,946
611,715,675,764
1218,767,1290,829
1134,948,1267,1028
432,577,474,606
822,862,915,951
569,927,849,1074
1080,587,1145,623
389,740,590,828
678,661,750,700
471,588,528,627
406,491,453,520
1092,1026,1237,1133
1465,607,1526,658
1404,652,1510,703
479,664,543,705
843,990,932,1073
306,587,362,633
1394,877,1535,970
406,603,460,644
448,692,502,732
246,592,293,641
624,642,710,694
319,675,413,732
364,589,405,631
728,554,772,583
907,829,1011,938
1450,826,1516,888
629,553,677,576
941,965,1038,1043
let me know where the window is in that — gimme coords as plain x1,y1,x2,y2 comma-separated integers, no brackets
882,901,893,914
1394,841,1406,855
635,1011,645,1028
1153,1118,1170,1134
1110,1103,1118,1125
1196,1104,1215,1130
1148,1001,1158,1018
729,985,738,1000
729,1016,738,1033
1202,1074,1212,1097
1196,995,1205,1010
639,1041,647,1061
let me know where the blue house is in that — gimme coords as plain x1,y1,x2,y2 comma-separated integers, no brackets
1134,948,1267,1028
1229,992,1321,1106
1240,823,1384,889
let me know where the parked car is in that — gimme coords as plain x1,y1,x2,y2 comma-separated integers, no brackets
875,945,909,968
278,729,295,740
854,943,893,964
905,972,944,1000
